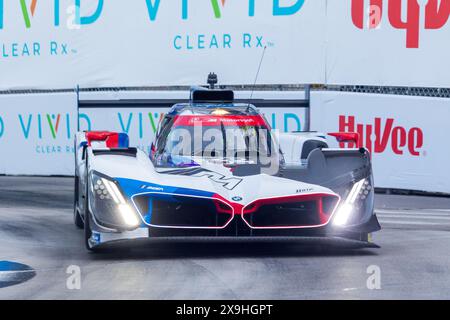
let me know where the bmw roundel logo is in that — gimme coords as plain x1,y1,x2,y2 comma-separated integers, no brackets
232,196,243,202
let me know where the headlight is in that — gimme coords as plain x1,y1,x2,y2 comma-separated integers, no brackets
333,178,372,227
90,173,141,229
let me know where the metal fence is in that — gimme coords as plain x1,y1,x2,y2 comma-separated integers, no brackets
1,85,450,98
322,85,450,98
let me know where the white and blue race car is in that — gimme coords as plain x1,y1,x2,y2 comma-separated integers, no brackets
74,88,380,251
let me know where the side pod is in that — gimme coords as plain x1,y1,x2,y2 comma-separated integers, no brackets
281,148,372,191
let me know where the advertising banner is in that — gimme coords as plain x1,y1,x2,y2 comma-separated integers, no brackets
0,0,326,89
1,1,450,89
311,91,450,194
0,90,307,175
79,106,307,155
326,0,450,87
0,92,78,175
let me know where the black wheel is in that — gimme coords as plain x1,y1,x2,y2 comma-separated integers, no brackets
74,175,84,229
84,206,94,252
83,157,98,252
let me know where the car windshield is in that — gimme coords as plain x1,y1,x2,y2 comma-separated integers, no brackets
155,115,274,165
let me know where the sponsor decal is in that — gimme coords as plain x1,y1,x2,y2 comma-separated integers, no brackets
0,115,4,138
91,231,101,244
0,0,104,60
79,110,302,154
140,185,164,192
296,188,313,193
14,112,75,155
18,113,72,139
0,0,104,30
173,115,268,127
144,0,305,21
351,0,450,48
193,171,243,190
1,1,306,57
2,109,302,156
166,0,305,51
270,112,302,132
339,115,424,156
0,261,36,289
118,112,162,138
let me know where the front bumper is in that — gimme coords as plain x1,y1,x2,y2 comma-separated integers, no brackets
90,235,379,250
88,213,381,249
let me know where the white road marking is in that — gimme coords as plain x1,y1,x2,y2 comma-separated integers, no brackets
376,210,450,217
378,220,444,226
376,208,450,228
377,214,450,220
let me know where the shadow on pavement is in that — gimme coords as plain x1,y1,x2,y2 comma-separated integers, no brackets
88,241,379,261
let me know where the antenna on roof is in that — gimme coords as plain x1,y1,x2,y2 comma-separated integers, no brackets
249,46,267,101
207,72,218,89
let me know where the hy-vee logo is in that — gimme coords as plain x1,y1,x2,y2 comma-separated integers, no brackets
339,115,424,157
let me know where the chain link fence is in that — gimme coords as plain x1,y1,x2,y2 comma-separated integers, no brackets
321,85,450,98
1,85,449,98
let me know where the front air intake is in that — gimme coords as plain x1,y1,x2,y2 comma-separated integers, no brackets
242,194,340,229
132,193,234,229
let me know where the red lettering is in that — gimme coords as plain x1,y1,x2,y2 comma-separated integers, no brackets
392,126,407,155
338,115,423,157
351,0,450,48
365,123,373,153
352,0,383,29
374,117,393,153
351,0,365,29
357,123,365,149
388,0,420,48
425,0,450,29
408,127,423,156
339,115,356,148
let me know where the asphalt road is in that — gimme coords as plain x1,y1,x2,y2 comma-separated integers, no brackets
0,176,450,299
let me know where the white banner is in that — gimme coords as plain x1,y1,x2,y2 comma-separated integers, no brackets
80,106,307,155
0,91,307,175
79,90,308,155
0,93,78,175
1,1,450,89
0,0,326,89
326,0,450,87
311,91,450,194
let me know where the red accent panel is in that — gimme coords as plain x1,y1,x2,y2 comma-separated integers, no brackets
241,193,340,229
213,194,243,214
173,115,268,127
329,132,360,146
85,131,119,148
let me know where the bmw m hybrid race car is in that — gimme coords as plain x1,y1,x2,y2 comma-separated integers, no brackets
74,87,381,251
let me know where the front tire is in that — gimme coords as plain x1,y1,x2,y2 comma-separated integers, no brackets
83,157,98,252
74,175,84,229
84,207,101,253
84,207,95,252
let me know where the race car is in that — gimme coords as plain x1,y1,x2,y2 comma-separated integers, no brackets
74,87,381,251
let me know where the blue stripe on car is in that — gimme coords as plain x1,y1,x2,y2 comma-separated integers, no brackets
115,178,215,199
115,178,216,223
